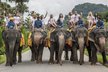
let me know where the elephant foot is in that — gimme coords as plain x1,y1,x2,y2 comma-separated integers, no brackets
36,60,43,64
59,61,63,66
31,59,35,62
5,63,10,66
70,57,73,61
73,61,78,64
18,60,22,63
79,61,84,65
65,57,69,60
55,60,59,64
91,62,96,65
48,60,55,64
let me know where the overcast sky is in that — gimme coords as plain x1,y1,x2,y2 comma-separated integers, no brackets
27,0,108,15
2,0,108,20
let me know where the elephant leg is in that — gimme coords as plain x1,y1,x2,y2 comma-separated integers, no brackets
37,45,44,63
91,42,97,65
49,42,55,64
86,44,92,62
5,48,10,66
102,51,107,65
18,47,23,63
34,45,38,61
70,49,74,61
64,45,69,60
30,46,35,61
72,43,78,64
55,51,59,64
13,47,18,65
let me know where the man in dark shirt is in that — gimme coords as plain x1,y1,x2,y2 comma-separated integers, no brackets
34,16,42,28
77,16,84,28
96,16,104,29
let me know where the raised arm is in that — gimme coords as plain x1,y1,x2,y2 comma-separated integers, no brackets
44,11,48,19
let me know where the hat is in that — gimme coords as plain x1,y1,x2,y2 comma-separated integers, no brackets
9,17,14,20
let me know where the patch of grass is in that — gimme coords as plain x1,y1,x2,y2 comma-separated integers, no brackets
0,55,6,64
22,47,30,53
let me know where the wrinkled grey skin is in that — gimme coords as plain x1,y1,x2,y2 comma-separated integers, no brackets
74,27,88,65
89,29,107,65
49,28,71,65
31,30,47,63
2,29,22,66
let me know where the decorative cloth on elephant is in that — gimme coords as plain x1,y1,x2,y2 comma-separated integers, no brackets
65,37,72,47
20,33,25,47
45,28,55,48
28,32,32,47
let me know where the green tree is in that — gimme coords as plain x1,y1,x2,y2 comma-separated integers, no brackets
15,3,29,15
73,3,108,17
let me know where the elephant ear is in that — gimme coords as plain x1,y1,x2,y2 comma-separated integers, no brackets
2,30,8,42
15,31,21,43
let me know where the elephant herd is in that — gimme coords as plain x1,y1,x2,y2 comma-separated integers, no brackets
2,27,108,66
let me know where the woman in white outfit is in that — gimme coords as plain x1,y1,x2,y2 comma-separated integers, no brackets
48,14,57,29
87,11,95,29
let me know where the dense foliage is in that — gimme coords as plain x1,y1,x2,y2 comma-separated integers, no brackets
98,11,108,22
73,3,108,16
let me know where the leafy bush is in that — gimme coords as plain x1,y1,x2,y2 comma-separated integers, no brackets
0,27,5,55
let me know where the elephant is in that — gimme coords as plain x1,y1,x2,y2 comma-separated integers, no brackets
74,27,89,65
48,28,71,65
2,29,22,66
89,28,107,65
30,29,47,63
64,30,78,63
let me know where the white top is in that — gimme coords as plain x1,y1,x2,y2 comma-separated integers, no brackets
87,16,95,23
48,18,57,27
41,19,45,25
29,16,37,27
48,18,56,24
71,14,80,23
5,17,9,26
14,16,21,24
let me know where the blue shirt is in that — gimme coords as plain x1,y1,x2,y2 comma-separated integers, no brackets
96,20,104,29
77,19,84,27
7,21,15,29
34,20,42,28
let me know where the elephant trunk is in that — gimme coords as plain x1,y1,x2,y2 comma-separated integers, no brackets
78,37,85,65
58,34,65,65
99,37,106,52
9,42,15,66
34,33,42,47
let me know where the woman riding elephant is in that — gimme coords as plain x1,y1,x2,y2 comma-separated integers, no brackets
87,11,96,29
